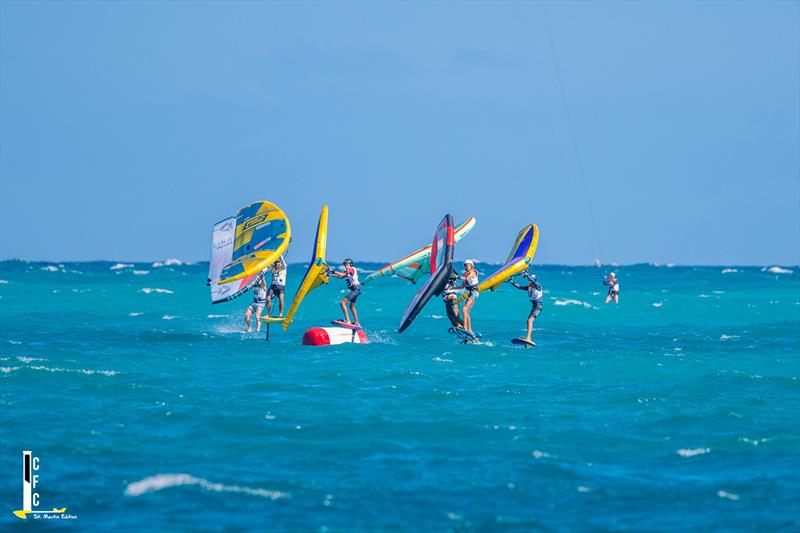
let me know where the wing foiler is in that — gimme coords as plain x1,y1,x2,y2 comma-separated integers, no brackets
283,205,329,330
218,201,292,285
398,214,455,333
457,224,539,303
363,217,475,285
208,216,262,304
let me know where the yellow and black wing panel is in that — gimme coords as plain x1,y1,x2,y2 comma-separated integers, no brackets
283,205,329,330
218,201,291,285
457,224,539,302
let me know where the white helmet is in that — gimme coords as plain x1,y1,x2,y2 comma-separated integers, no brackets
464,259,474,267
609,272,616,278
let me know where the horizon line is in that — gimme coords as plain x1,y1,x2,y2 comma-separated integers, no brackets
0,258,797,269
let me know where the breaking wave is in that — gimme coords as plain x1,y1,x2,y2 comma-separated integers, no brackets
141,288,174,295
124,473,288,500
152,258,187,268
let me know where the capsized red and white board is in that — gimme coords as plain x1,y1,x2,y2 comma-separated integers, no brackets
302,327,368,346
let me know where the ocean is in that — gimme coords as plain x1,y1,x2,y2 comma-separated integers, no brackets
1,260,798,531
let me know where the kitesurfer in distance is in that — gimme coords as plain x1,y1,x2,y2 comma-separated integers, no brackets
454,259,479,334
604,272,620,304
508,270,543,343
328,259,362,325
266,259,287,318
244,275,268,332
442,271,464,328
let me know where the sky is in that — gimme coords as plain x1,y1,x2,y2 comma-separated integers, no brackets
1,1,798,265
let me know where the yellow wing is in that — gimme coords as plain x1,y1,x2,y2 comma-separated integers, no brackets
457,224,539,302
219,201,291,285
283,205,329,330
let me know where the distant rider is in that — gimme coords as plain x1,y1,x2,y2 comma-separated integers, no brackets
266,259,287,318
604,272,620,304
244,274,267,332
442,271,465,328
454,259,479,334
508,270,543,343
328,259,361,325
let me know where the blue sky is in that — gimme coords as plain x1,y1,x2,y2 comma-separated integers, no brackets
1,1,798,265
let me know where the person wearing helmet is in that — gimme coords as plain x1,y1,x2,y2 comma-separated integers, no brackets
508,270,543,343
266,258,288,318
328,258,362,325
244,274,268,332
453,259,479,334
442,270,465,328
604,272,620,304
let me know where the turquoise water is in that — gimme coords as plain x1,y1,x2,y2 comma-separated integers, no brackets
1,260,798,531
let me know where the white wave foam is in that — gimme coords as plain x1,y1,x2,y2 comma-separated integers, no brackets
41,265,61,272
699,294,710,298
4,365,119,376
433,356,453,363
129,312,144,317
124,473,288,500
717,490,740,501
676,448,710,457
430,315,444,320
1,366,20,373
207,314,227,318
133,270,150,276
719,334,740,341
762,266,793,274
17,356,45,363
554,299,591,308
152,258,186,268
212,325,249,335
31,365,119,376
8,340,21,345
721,268,739,274
739,437,769,446
532,450,552,459
652,302,663,308
162,315,179,321
0,279,8,284
110,263,134,271
141,288,174,294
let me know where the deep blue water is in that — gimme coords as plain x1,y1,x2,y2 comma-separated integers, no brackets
1,260,798,531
